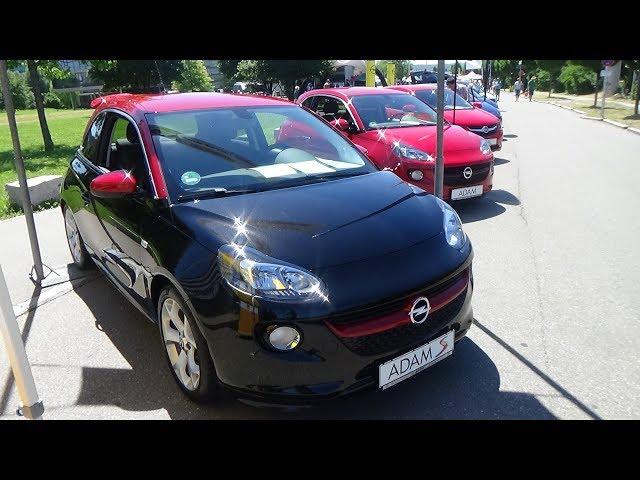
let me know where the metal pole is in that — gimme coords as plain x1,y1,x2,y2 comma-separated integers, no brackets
435,60,445,199
601,67,607,119
0,265,44,419
0,60,44,282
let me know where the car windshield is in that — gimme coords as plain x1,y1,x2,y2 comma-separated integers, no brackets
414,88,473,110
146,105,376,200
351,93,437,130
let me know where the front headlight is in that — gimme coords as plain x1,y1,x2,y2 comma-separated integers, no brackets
392,142,434,162
480,139,491,155
434,197,467,249
218,244,327,302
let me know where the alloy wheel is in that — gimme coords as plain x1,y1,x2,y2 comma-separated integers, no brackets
161,297,201,391
64,208,82,264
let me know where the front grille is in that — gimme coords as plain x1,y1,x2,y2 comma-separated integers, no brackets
468,125,498,138
444,162,491,186
327,269,467,326
338,288,468,357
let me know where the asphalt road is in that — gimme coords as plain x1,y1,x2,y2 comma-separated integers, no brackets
1,94,639,419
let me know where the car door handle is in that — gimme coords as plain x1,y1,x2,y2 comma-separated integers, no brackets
81,191,91,205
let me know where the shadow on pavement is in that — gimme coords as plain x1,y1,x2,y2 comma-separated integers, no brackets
503,134,518,138
493,157,510,166
71,277,555,419
454,189,520,224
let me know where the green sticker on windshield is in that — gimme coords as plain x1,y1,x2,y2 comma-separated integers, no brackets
181,171,201,186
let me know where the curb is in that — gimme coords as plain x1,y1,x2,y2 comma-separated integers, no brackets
537,99,637,135
604,119,628,129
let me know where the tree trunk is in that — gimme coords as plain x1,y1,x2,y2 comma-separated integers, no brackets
27,60,54,152
631,70,640,116
593,72,599,107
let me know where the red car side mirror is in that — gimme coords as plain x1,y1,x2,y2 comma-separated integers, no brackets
472,102,483,109
331,118,350,132
90,170,138,199
355,144,368,156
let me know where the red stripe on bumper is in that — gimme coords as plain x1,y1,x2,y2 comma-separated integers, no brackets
326,269,469,339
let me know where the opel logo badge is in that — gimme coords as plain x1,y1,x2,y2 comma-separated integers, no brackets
463,166,473,179
481,126,489,133
409,296,431,324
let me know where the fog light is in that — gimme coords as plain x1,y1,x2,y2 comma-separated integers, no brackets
410,170,424,181
267,326,301,351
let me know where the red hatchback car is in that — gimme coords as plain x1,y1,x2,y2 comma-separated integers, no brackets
388,84,503,151
297,87,494,201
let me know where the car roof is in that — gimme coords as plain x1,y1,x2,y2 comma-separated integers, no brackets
389,84,438,92
91,92,295,117
305,87,412,99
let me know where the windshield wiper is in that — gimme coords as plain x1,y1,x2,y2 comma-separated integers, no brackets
176,187,257,203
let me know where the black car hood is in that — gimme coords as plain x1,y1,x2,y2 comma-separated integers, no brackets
170,171,444,270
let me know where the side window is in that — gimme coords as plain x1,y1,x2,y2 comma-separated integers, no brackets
313,96,356,129
301,96,315,109
81,112,106,163
104,114,152,193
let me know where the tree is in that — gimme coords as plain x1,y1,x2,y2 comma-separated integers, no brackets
492,60,521,86
88,60,183,92
5,60,71,152
27,60,54,151
172,60,213,92
624,60,640,116
568,60,602,106
376,60,411,83
235,60,333,100
533,60,565,96
0,70,34,109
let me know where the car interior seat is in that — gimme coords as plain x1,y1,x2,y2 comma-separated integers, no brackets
109,122,147,189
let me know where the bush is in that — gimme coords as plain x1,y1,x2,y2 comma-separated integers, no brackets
0,71,35,109
43,91,64,109
55,90,81,109
533,70,551,91
558,64,596,95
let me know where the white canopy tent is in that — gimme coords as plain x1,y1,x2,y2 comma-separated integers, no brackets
459,71,483,81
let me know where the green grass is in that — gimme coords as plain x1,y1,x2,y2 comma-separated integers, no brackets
534,91,640,129
0,108,92,219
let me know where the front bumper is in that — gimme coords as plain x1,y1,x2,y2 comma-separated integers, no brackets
199,253,474,406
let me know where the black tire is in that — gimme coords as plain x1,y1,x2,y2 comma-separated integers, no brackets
63,205,92,270
157,286,220,403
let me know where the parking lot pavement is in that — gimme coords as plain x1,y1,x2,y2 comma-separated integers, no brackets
1,94,639,419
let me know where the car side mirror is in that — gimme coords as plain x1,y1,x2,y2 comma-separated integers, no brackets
472,102,483,109
355,144,368,156
332,118,350,132
90,170,138,199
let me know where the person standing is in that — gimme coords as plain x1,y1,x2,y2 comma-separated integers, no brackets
514,78,522,101
527,76,537,101
323,79,331,89
494,78,501,101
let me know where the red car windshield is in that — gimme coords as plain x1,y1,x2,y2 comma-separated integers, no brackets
351,94,437,130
